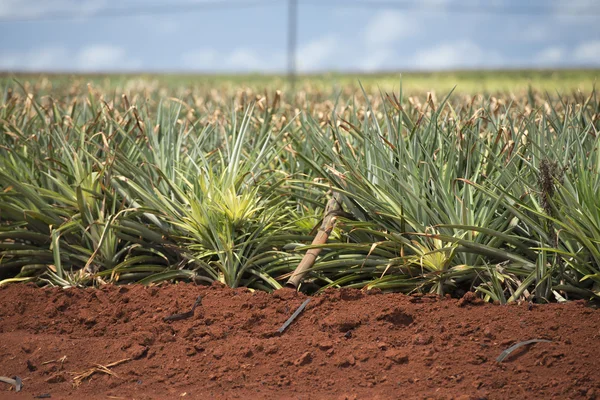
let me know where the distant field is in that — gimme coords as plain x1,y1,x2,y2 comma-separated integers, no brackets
0,70,599,303
1,69,598,95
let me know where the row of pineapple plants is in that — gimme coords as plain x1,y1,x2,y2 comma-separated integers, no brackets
1,81,599,302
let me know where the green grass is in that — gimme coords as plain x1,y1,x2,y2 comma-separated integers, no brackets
0,72,599,303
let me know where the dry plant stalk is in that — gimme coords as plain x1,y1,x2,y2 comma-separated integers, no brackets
42,355,67,365
71,358,132,387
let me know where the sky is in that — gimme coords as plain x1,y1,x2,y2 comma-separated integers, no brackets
0,0,599,73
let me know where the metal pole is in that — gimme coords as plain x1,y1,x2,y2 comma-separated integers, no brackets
287,0,297,90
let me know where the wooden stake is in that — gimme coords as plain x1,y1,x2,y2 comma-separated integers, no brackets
286,192,344,289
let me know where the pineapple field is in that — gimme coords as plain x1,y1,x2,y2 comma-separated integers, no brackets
1,71,599,399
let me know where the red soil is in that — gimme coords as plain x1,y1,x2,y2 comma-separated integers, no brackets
0,283,599,399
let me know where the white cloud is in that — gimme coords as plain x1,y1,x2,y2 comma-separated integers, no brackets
358,10,421,72
363,11,417,48
181,49,218,69
76,45,141,71
421,0,451,5
155,18,178,34
0,0,106,19
226,48,264,71
0,0,27,17
551,0,599,27
182,36,339,74
0,54,18,70
134,15,179,35
0,46,68,71
535,47,564,65
0,44,140,72
552,0,599,16
364,0,450,7
412,40,502,69
521,25,548,43
297,35,338,72
359,48,394,72
573,40,600,64
31,47,70,70
181,47,283,72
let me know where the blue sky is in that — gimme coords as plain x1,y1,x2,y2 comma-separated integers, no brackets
0,0,599,73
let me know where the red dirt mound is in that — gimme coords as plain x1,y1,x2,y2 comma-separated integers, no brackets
0,283,599,399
